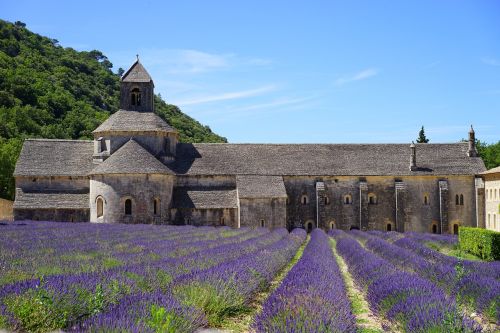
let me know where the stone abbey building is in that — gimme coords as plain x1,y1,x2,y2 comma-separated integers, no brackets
13,60,488,233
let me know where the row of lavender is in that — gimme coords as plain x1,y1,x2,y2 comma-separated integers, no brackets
254,229,356,332
358,230,499,324
0,221,306,332
331,230,482,332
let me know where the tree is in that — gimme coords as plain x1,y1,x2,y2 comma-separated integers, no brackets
416,126,429,143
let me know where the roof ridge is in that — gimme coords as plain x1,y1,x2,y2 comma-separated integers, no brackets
187,142,468,146
24,138,93,143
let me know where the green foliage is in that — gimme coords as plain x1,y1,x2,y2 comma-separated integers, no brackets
174,281,247,327
4,287,69,333
458,226,500,261
145,304,193,333
0,19,226,200
477,140,500,170
416,125,429,143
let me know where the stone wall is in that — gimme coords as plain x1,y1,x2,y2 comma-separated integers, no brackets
171,207,238,227
239,198,286,229
283,175,477,234
90,174,174,224
14,208,89,222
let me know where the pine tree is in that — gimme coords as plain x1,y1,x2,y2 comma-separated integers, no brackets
416,126,429,143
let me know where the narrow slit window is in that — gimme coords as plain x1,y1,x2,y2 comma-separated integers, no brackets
96,197,104,218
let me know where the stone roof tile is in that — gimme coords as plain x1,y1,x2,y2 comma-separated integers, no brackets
173,188,238,209
236,175,287,198
90,139,174,175
93,110,176,134
14,139,94,177
13,189,89,209
173,142,486,176
121,60,153,83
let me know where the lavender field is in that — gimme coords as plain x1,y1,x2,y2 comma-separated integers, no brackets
0,222,498,333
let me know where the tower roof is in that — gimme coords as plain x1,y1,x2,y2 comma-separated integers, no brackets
93,110,176,134
90,139,173,175
121,59,153,83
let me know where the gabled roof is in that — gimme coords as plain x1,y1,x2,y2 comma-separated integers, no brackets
236,175,287,198
173,142,486,176
90,140,173,175
14,139,94,177
14,189,89,209
173,188,238,209
481,166,500,175
121,60,153,83
93,110,176,134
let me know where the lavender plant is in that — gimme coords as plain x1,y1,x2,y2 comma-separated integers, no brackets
333,233,481,333
254,229,356,333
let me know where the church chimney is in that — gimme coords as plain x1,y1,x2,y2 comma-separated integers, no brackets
410,141,417,171
467,125,478,157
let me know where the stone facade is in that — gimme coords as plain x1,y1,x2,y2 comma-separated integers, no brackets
0,198,13,221
483,167,500,232
12,59,489,233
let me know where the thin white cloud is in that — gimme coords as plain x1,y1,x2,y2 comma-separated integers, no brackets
175,85,276,106
335,68,379,86
230,96,314,112
111,49,272,75
481,57,500,66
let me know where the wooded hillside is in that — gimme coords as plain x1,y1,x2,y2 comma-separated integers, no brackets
0,19,226,200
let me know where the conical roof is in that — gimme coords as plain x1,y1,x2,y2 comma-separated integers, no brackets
93,110,176,134
91,139,173,175
121,59,153,83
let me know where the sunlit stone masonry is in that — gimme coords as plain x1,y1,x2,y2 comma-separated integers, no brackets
13,59,488,233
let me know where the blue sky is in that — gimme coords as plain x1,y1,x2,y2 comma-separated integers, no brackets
2,0,499,143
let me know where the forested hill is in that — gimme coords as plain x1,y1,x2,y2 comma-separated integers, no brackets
0,19,227,200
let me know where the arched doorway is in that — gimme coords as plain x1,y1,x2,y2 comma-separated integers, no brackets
350,225,359,231
386,223,392,231
432,224,438,234
305,220,314,233
453,224,459,235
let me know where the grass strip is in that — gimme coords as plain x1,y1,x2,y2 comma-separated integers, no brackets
219,235,310,332
330,238,387,333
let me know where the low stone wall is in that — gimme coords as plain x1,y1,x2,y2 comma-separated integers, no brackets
0,198,14,221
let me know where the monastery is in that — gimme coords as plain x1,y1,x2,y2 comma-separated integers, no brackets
13,59,489,233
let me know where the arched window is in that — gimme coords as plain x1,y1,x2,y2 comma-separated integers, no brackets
329,221,336,230
344,194,352,205
301,195,308,205
423,194,429,206
432,224,438,234
153,198,160,216
459,194,464,206
124,199,132,215
325,196,330,205
386,223,392,231
455,194,460,205
368,193,377,205
260,219,265,227
130,88,141,106
96,197,104,218
453,224,459,235
488,214,491,228
495,189,498,200
305,221,313,233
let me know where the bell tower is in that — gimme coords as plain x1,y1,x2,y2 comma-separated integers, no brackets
119,55,154,112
